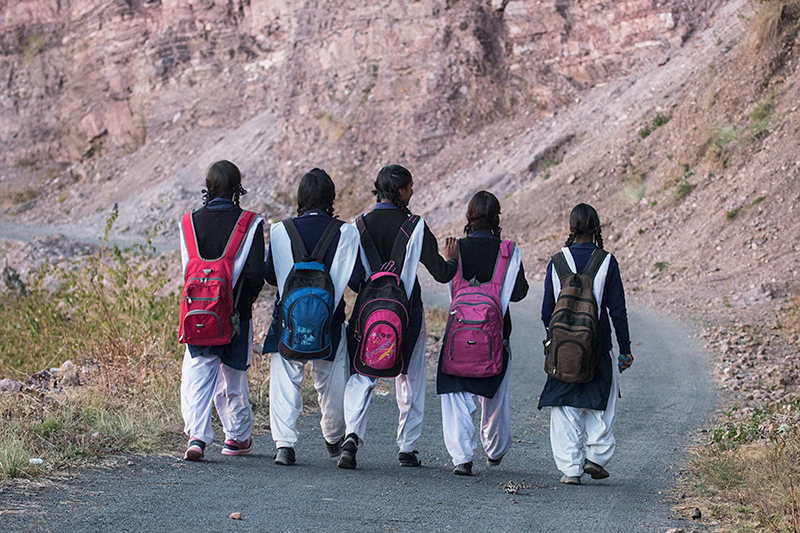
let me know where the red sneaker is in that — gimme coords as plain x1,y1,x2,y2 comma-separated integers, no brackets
221,437,253,456
184,439,206,461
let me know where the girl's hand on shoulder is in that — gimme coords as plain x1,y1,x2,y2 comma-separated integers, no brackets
444,237,458,261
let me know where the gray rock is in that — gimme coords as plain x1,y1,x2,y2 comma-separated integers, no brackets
0,378,23,392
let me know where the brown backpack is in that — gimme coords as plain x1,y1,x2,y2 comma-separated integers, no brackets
543,249,607,383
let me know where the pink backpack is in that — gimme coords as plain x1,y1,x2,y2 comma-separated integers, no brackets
441,240,514,378
179,210,256,346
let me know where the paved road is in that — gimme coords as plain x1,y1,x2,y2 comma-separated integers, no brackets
0,284,716,533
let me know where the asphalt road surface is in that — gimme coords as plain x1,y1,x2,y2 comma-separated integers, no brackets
0,284,716,533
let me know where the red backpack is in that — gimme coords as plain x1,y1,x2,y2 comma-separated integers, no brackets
179,210,257,346
441,240,514,378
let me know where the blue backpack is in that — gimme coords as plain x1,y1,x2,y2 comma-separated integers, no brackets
278,218,343,360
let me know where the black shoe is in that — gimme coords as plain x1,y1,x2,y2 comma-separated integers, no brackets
583,460,609,479
326,437,344,458
398,450,422,467
337,433,358,469
453,462,473,476
487,455,503,467
274,447,296,466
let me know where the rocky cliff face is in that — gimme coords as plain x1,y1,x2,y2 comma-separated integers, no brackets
0,0,707,227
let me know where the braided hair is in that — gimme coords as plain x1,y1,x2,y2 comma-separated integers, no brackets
297,168,336,216
373,164,413,216
202,160,247,207
565,203,604,249
464,190,502,238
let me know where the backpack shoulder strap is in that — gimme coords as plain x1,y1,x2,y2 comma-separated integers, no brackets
281,217,308,263
356,215,383,272
386,215,420,273
581,249,609,280
551,251,572,280
181,212,200,261
491,240,515,284
310,218,345,262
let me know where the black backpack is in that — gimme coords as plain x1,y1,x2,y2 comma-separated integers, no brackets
543,249,607,383
277,217,343,360
349,215,420,378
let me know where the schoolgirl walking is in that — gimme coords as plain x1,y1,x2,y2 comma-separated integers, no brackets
179,160,266,461
438,191,528,476
264,169,364,466
538,203,633,484
338,164,457,469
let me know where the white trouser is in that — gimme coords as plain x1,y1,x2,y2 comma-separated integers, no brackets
549,350,619,477
343,315,427,453
269,324,349,449
180,331,254,445
440,368,512,466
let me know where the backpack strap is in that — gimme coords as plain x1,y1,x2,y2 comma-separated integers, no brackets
491,240,514,285
310,218,345,262
181,212,200,261
386,215,420,274
551,251,572,281
223,211,257,262
355,215,384,273
282,217,309,262
581,249,608,280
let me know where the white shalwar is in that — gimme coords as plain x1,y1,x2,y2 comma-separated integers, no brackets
269,323,349,448
343,316,427,452
549,350,619,477
342,218,427,453
180,323,254,444
547,246,617,478
267,219,361,449
439,243,521,466
440,366,512,465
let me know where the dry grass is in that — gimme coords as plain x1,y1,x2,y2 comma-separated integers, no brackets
682,404,800,532
749,0,800,53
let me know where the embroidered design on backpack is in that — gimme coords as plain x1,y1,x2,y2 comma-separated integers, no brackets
349,215,419,378
277,217,344,360
441,240,514,378
543,248,608,383
179,211,257,346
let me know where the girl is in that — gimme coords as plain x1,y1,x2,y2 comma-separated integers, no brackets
538,203,633,484
179,160,266,461
264,168,364,466
438,191,528,476
338,164,458,469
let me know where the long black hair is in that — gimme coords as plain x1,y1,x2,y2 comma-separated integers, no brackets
202,160,247,206
373,164,412,215
565,203,604,249
297,168,336,216
464,190,502,238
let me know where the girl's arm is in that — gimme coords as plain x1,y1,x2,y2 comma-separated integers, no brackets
605,255,631,356
541,261,556,329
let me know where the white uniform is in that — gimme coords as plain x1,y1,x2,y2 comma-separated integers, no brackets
342,218,427,453
179,214,263,445
268,219,361,449
440,244,522,466
548,248,616,477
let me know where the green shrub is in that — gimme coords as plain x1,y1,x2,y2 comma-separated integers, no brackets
674,180,694,201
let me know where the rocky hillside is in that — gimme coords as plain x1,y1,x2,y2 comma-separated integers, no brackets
1,0,707,233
